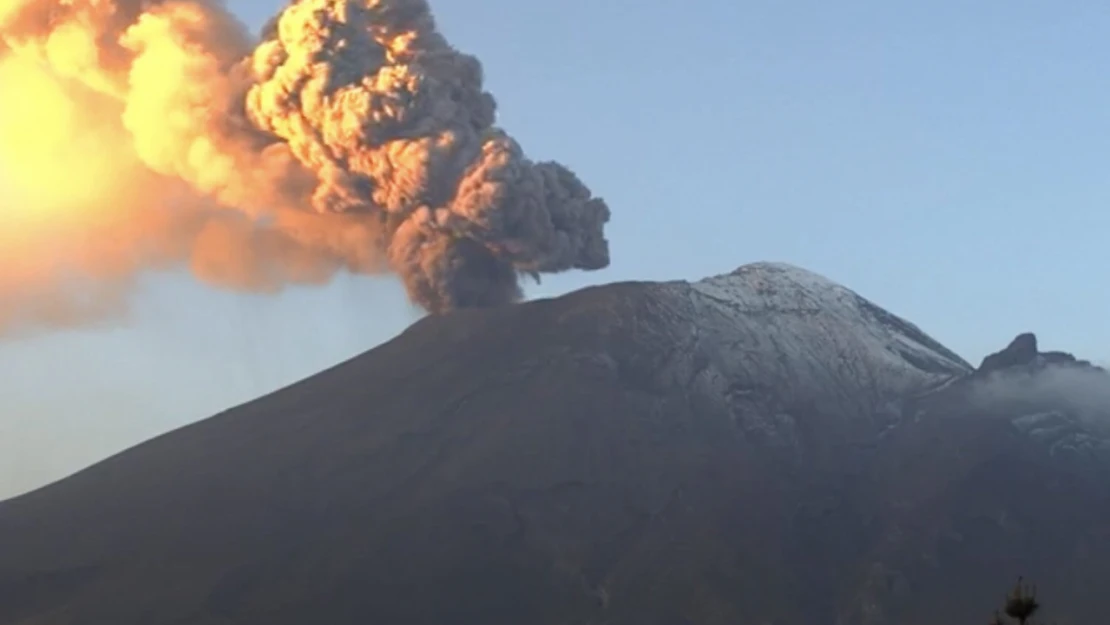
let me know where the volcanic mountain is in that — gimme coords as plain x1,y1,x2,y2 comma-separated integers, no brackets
1,262,1108,625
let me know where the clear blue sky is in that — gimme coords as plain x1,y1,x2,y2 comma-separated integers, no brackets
2,0,1108,498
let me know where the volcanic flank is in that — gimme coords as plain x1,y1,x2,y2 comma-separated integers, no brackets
2,261,1108,625
0,0,609,333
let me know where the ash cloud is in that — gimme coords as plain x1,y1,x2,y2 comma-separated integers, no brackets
0,0,609,333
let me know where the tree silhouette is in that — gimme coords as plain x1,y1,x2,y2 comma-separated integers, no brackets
990,577,1046,625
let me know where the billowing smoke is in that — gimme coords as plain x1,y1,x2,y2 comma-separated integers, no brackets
0,0,609,333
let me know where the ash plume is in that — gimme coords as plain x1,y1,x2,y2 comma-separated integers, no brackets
0,0,609,333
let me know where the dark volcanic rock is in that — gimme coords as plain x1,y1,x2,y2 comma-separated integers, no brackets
0,262,1107,625
979,332,1038,372
977,332,1103,377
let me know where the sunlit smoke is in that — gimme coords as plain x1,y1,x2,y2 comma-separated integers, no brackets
0,0,610,334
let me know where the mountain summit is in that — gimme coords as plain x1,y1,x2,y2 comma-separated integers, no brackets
1,262,1107,625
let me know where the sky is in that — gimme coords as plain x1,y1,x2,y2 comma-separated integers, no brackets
1,0,1108,499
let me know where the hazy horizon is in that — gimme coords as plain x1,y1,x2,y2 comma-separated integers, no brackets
2,0,1108,499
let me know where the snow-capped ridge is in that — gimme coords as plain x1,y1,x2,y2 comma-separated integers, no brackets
679,262,971,427
693,261,969,374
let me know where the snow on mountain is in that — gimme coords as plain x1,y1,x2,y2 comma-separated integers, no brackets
4,259,1109,625
669,262,972,441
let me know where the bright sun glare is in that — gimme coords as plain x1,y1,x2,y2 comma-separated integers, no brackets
0,56,133,234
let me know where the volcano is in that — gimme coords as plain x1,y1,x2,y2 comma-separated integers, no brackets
1,262,1108,625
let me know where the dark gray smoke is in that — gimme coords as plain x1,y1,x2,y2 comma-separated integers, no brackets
0,0,610,335
244,0,611,312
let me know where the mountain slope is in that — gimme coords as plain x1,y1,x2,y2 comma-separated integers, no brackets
0,262,1105,625
848,333,1110,624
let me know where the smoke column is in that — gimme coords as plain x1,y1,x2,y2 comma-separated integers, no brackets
0,0,610,333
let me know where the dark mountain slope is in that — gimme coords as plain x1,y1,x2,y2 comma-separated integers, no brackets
849,334,1110,625
0,263,1105,625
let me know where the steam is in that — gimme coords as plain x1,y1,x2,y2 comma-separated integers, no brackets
0,0,609,333
969,365,1110,430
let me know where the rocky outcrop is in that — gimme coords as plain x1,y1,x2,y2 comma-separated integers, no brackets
978,332,1102,376
978,332,1039,372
